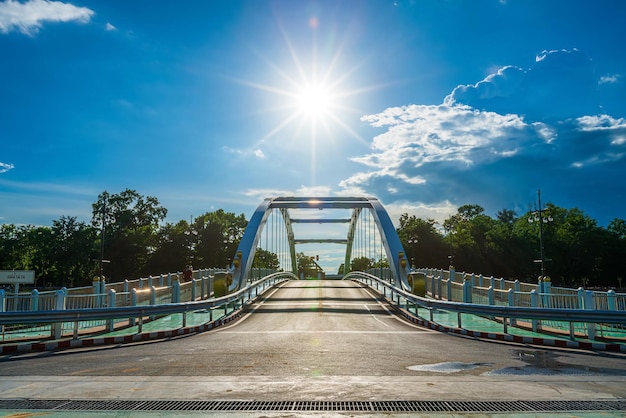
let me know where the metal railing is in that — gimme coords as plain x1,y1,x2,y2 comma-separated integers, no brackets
348,271,626,341
1,270,294,342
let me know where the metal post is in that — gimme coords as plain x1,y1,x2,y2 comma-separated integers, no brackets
130,289,137,327
607,289,616,311
31,289,39,311
530,290,540,332
507,288,516,327
172,280,180,304
107,289,116,332
584,290,596,340
462,277,471,303
52,289,66,339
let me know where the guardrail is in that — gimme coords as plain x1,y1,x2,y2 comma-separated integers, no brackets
348,271,626,341
0,272,295,341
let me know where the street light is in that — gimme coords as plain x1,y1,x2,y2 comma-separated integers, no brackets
184,217,198,264
96,195,110,280
528,189,553,278
408,236,418,270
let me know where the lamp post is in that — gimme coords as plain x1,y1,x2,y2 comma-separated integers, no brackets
97,195,110,279
184,216,198,264
528,189,553,278
408,236,418,270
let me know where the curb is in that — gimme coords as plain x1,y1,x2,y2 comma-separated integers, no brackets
396,307,626,353
0,310,243,355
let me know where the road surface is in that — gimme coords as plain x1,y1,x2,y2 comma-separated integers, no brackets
1,280,625,404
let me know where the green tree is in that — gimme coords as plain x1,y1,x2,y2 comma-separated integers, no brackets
350,256,374,272
443,205,495,273
92,189,167,281
296,252,315,275
397,214,448,269
252,248,280,270
51,216,99,287
192,210,248,268
145,221,190,274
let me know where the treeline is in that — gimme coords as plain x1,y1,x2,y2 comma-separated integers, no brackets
396,204,626,289
0,189,249,288
1,190,625,289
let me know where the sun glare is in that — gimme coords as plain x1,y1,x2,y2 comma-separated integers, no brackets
297,84,332,117
233,16,377,158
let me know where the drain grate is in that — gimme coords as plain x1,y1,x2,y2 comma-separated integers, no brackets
0,399,624,412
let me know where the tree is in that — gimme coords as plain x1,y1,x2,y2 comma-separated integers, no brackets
51,216,99,287
296,252,315,275
192,210,248,268
252,248,280,270
397,214,448,269
143,221,189,275
92,189,167,281
442,205,494,273
350,256,374,272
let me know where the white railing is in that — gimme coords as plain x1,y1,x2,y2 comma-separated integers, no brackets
348,271,626,343
415,267,626,340
0,271,294,342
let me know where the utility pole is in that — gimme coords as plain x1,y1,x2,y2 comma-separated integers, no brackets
528,189,553,278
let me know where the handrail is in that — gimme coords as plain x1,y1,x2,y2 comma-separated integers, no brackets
0,272,296,326
346,272,626,325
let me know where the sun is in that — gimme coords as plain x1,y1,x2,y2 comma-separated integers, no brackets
296,84,332,118
230,16,378,153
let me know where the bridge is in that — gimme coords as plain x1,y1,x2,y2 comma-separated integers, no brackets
1,197,626,416
228,196,410,291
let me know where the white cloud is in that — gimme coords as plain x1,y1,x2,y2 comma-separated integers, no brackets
0,177,97,195
105,22,116,31
222,146,266,159
295,185,333,196
0,162,15,173
612,136,626,146
242,188,294,200
383,200,458,227
0,0,94,36
340,49,626,226
599,74,620,84
358,104,532,170
444,65,526,106
446,49,597,120
576,114,626,131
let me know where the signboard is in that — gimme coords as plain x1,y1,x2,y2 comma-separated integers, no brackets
0,270,35,284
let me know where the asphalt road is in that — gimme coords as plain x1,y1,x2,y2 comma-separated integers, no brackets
1,279,626,403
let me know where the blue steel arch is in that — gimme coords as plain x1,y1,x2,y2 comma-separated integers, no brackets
228,197,410,291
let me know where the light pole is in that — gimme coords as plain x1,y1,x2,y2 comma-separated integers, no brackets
98,196,110,279
184,216,198,265
408,236,418,270
528,189,553,278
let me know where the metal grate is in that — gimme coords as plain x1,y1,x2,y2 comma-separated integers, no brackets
0,399,624,412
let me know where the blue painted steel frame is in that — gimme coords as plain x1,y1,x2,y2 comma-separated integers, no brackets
229,197,411,291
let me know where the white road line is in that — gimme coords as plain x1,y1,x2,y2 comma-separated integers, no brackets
364,304,391,327
219,330,431,334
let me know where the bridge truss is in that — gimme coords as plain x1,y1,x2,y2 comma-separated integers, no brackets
228,197,411,291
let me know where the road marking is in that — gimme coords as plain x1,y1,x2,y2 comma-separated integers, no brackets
211,280,438,335
364,304,391,327
219,330,430,334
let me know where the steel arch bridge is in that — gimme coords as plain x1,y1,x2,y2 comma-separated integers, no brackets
228,197,411,291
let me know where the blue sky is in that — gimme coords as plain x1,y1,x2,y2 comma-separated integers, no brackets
2,0,626,234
